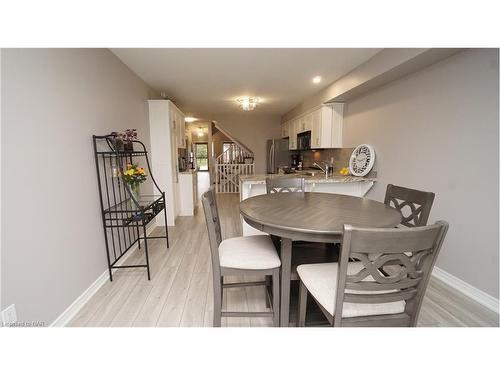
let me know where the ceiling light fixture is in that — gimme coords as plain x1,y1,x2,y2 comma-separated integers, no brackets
312,76,322,84
185,117,197,123
237,97,260,111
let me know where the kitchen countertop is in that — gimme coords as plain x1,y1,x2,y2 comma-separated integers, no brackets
239,172,376,184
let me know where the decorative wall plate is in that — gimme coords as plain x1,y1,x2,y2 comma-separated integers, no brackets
349,144,375,177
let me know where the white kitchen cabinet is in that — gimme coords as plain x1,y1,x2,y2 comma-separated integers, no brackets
298,116,305,133
297,113,312,133
304,113,312,131
173,111,179,147
289,120,298,150
311,108,322,149
285,103,343,151
179,115,186,148
311,103,343,149
178,170,198,216
172,108,187,149
148,100,186,226
281,122,289,138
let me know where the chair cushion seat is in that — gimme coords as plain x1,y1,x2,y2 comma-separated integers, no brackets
218,235,281,270
290,243,339,280
297,262,406,318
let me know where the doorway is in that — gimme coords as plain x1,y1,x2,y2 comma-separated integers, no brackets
194,142,209,171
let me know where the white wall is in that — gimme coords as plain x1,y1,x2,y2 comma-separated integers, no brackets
343,49,499,298
1,49,157,324
212,114,281,173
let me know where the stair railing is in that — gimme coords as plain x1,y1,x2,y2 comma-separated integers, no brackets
215,143,254,193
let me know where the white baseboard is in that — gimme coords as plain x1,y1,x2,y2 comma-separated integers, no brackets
50,265,110,327
50,224,159,327
432,266,499,315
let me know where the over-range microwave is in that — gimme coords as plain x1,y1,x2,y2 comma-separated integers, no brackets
297,130,311,151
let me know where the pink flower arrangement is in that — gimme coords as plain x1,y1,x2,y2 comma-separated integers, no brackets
122,129,137,143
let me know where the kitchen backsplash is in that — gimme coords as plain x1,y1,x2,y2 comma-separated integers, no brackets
297,148,377,177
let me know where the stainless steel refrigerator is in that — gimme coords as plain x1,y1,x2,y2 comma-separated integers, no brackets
266,138,291,174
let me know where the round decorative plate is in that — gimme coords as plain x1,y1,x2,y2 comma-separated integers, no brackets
349,144,375,177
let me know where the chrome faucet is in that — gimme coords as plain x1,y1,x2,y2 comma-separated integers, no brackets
313,162,329,179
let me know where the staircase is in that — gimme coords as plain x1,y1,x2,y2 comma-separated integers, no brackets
213,122,255,193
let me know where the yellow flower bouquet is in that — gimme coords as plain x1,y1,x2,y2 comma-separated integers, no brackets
122,163,147,200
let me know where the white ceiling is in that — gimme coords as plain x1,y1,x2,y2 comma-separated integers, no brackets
111,48,381,118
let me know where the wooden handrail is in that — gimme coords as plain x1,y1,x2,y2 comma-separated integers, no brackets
213,121,253,155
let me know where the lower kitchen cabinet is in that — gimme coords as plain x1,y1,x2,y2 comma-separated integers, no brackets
239,175,375,236
178,170,198,216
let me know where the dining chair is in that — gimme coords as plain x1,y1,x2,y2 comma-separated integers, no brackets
265,176,337,278
385,184,435,227
202,188,281,327
297,221,449,327
264,176,337,315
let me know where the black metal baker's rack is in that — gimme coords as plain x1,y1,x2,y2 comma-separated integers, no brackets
92,134,169,281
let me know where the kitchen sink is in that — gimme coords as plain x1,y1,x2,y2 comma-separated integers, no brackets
296,170,324,177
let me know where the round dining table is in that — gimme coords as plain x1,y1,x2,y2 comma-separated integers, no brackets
239,192,402,327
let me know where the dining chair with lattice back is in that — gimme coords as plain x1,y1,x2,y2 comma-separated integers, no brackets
385,184,435,227
297,221,448,327
202,188,281,327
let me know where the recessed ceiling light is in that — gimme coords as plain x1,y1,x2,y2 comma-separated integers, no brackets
185,117,197,123
312,76,322,84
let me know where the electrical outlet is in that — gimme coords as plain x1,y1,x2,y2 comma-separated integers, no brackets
2,304,17,326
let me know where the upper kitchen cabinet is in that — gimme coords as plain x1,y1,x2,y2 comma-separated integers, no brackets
281,121,289,138
282,103,343,150
171,106,187,149
297,113,312,133
288,119,298,150
311,103,343,149
179,114,187,148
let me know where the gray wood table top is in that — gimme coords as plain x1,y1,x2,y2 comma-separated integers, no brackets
240,192,402,238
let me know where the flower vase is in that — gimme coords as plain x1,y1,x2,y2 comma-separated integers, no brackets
129,182,140,202
124,141,134,152
113,138,124,152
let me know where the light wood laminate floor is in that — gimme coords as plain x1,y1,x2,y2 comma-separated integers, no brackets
69,193,499,327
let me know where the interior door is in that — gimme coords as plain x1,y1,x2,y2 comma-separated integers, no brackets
194,143,209,171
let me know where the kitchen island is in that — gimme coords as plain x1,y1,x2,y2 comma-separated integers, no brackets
239,172,376,236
